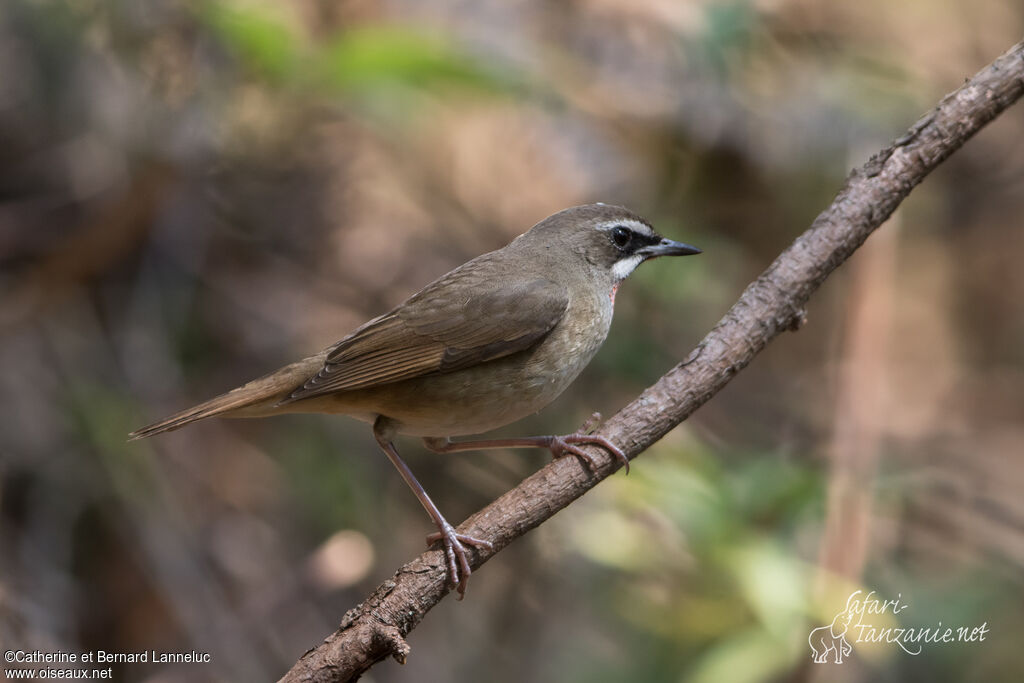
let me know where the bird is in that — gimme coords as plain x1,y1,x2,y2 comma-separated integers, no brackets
130,203,701,596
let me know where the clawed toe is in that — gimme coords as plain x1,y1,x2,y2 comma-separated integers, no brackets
557,442,598,468
425,526,493,598
549,427,630,475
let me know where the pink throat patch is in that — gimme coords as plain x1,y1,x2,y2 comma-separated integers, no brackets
610,283,620,305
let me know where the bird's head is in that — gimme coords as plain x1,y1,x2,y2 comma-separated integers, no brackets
518,203,701,284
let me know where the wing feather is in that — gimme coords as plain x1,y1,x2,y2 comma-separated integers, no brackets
282,265,567,403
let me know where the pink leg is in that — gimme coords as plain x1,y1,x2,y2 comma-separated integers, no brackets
373,418,492,598
423,413,630,474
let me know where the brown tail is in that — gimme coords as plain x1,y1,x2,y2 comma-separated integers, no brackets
128,355,326,440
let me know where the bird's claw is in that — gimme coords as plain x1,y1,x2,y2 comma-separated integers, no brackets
425,524,492,599
548,415,630,474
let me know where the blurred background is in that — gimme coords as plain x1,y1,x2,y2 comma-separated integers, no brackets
1,1,1023,681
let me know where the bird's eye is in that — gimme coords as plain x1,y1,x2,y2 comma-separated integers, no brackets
611,226,631,248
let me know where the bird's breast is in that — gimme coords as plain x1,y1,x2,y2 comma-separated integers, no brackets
535,287,614,382
323,287,616,437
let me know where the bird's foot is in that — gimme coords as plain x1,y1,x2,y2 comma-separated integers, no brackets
425,523,493,599
548,413,630,474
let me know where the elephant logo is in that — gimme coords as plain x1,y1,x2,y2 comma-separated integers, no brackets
808,600,857,664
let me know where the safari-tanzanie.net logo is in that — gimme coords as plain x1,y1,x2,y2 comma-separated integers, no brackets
808,590,988,664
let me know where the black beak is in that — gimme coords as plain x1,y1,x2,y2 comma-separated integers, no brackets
638,238,702,258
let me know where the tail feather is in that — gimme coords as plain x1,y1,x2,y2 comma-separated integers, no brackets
128,387,271,440
128,355,325,440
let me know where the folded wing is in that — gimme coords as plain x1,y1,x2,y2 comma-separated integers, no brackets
283,267,568,402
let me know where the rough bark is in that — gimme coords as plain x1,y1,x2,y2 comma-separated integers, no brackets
280,39,1024,683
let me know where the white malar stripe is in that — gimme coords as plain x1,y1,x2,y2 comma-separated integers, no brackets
595,219,654,237
611,254,645,281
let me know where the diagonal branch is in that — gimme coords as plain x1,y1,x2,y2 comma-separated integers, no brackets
280,39,1024,683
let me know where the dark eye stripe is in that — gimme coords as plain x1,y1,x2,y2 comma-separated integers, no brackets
609,224,662,253
635,232,661,248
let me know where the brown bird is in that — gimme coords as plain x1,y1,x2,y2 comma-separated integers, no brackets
130,203,701,595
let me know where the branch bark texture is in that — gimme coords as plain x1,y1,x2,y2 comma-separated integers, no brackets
281,39,1024,682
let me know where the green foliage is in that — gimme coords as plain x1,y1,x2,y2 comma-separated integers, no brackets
312,27,506,94
695,0,760,77
201,1,513,98
204,2,299,81
569,442,824,682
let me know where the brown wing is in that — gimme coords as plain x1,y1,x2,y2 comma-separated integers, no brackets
282,265,568,403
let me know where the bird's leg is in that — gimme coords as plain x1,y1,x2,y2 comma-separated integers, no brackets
423,413,630,474
373,418,492,598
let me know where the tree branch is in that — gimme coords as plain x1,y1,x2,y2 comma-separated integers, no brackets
280,39,1024,683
